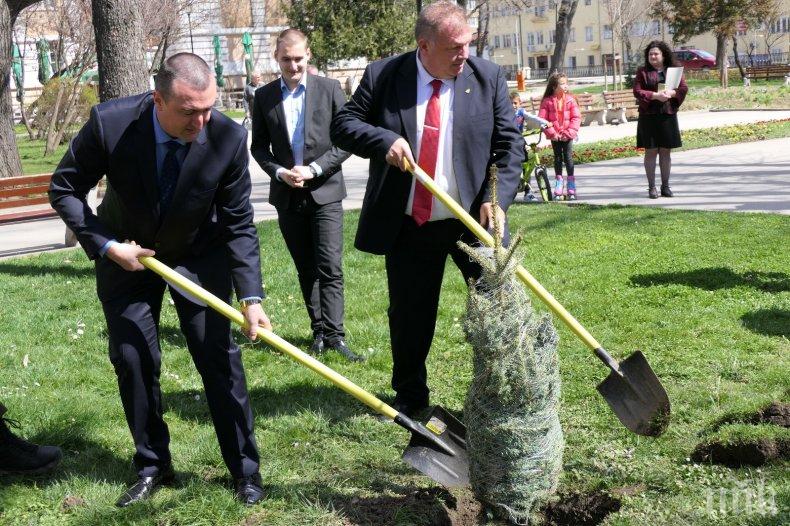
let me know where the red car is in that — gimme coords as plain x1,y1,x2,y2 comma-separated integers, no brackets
672,49,719,70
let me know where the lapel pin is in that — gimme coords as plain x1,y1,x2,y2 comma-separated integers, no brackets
465,88,471,93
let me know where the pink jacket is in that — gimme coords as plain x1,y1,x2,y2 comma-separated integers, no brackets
538,94,581,141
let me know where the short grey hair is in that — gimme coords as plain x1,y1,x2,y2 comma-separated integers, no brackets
414,1,468,42
155,52,213,97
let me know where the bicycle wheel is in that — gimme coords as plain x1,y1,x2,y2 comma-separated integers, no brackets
242,117,251,131
535,166,552,202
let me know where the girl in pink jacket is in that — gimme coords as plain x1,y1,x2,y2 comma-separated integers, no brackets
538,73,581,199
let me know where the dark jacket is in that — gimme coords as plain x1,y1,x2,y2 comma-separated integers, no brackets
250,73,350,209
330,51,523,255
633,66,688,115
49,92,263,302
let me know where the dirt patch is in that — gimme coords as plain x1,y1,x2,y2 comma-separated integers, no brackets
60,495,85,511
340,487,624,526
692,438,789,467
542,490,622,526
340,487,482,526
756,402,790,428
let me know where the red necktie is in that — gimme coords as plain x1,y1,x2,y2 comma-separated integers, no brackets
412,79,443,226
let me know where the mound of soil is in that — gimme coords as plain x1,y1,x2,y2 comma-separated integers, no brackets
756,402,790,428
691,438,789,467
543,491,622,526
340,487,623,526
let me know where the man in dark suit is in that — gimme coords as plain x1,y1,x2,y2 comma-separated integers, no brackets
331,1,523,416
251,29,360,361
49,53,269,506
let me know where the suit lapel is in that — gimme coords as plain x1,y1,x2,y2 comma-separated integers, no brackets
303,73,313,155
133,103,160,217
396,52,418,149
452,64,476,208
272,80,293,162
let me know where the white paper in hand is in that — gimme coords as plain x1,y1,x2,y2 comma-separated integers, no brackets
665,67,683,90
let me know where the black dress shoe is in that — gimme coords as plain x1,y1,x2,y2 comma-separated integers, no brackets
309,333,325,354
115,467,175,507
391,401,429,419
660,185,673,197
234,472,265,505
326,339,364,362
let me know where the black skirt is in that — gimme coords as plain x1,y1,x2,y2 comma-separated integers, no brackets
636,112,682,149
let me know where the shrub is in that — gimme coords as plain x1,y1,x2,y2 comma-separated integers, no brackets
29,77,98,143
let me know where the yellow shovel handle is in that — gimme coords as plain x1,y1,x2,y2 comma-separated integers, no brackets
404,160,601,351
138,256,399,420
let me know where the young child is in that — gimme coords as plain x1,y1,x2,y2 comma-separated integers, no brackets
538,73,581,200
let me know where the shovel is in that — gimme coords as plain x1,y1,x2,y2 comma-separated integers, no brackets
138,256,469,487
403,161,670,437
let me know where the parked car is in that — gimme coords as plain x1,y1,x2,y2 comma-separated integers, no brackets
673,48,720,70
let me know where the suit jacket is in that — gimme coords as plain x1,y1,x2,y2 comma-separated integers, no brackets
330,51,523,255
49,92,263,302
250,74,350,209
633,67,688,115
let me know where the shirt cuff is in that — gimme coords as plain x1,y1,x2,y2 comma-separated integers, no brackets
308,162,323,177
275,168,286,181
98,239,118,257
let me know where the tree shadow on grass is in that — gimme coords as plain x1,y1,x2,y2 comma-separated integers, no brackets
0,420,130,488
741,308,790,338
164,384,365,423
630,267,789,293
0,261,93,279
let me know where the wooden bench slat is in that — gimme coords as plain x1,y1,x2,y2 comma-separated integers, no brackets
0,208,57,224
0,195,52,210
0,183,51,199
0,174,53,188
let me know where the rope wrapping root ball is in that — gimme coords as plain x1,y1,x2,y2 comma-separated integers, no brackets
460,241,564,525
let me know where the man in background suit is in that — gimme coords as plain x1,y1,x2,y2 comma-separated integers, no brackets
331,2,523,416
251,29,360,362
49,53,269,506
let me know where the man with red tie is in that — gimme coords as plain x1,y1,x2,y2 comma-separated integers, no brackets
331,1,522,417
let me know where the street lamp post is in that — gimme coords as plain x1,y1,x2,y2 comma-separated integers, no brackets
187,11,194,53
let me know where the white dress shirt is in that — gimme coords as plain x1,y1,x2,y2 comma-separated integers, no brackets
405,52,461,221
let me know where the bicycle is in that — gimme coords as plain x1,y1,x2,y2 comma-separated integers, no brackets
519,125,553,203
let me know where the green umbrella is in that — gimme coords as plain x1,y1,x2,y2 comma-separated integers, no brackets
212,35,225,88
242,32,254,84
12,43,24,103
36,39,52,85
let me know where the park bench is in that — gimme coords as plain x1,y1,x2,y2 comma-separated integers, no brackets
522,94,606,127
744,64,790,84
0,173,57,224
602,89,639,124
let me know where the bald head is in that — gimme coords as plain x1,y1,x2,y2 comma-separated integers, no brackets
155,53,213,99
415,1,468,42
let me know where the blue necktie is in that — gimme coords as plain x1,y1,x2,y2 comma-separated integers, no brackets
159,140,181,215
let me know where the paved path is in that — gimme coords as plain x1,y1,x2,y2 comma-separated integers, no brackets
1,110,787,259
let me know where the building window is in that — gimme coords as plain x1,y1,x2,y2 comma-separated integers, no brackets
585,26,593,42
537,31,544,45
568,56,577,68
652,20,661,35
603,25,613,39
220,0,252,28
528,56,536,68
588,55,595,66
503,34,512,47
549,29,556,44
494,35,500,48
771,16,789,33
584,0,591,5
569,28,576,42
527,32,535,46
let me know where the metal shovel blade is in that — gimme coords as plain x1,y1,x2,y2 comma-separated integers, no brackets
597,351,671,436
401,406,470,487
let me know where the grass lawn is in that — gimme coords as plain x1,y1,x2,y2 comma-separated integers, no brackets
0,205,787,525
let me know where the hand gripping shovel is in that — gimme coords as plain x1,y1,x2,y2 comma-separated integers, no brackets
403,161,670,437
138,256,469,487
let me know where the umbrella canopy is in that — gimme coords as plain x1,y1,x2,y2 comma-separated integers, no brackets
36,39,52,85
12,43,24,103
212,35,225,88
242,32,254,84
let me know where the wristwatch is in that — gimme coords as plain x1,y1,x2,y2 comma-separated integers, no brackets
240,298,261,309
308,165,318,177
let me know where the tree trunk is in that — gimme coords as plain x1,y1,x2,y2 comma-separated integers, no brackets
715,32,728,88
475,1,490,58
551,0,579,74
92,0,148,102
731,36,745,79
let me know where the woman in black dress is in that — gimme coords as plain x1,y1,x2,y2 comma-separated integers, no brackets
633,40,688,199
